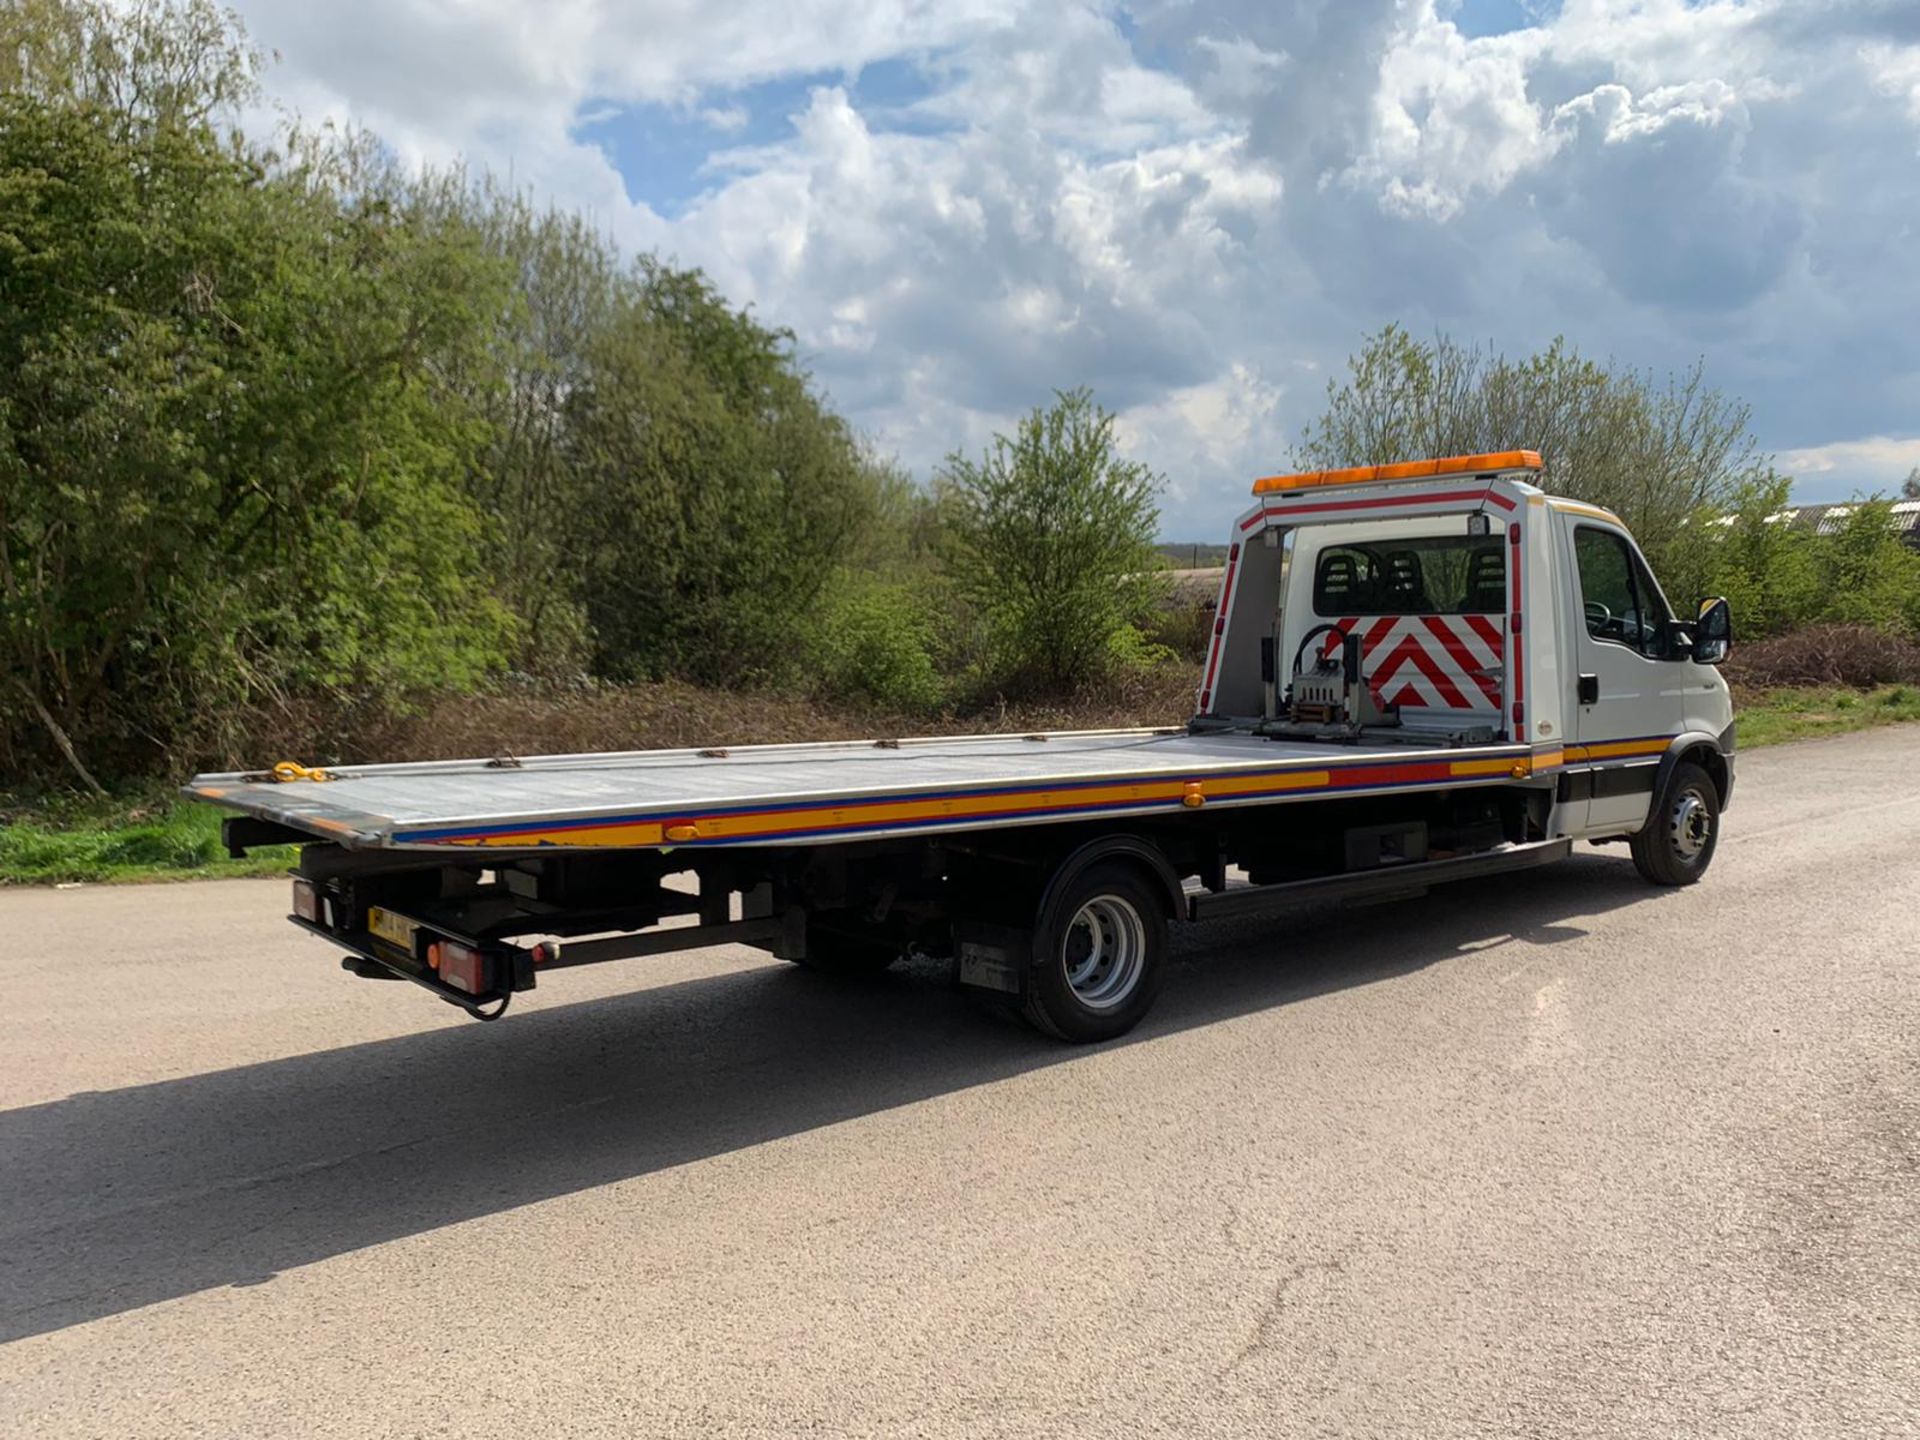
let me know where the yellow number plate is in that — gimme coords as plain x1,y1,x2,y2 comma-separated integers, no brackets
367,906,419,952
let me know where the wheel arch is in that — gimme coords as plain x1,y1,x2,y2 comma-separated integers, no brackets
1035,833,1186,927
1658,733,1731,810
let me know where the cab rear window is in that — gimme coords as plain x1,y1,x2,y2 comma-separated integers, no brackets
1312,537,1506,616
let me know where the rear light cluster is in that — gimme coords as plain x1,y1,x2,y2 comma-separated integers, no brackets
292,878,323,924
427,939,491,995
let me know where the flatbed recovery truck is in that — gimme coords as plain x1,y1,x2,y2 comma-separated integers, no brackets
189,450,1737,1042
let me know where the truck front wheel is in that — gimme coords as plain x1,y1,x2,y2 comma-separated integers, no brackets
1630,761,1720,886
1022,864,1167,1043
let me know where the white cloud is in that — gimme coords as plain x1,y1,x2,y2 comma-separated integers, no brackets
1551,78,1744,143
698,104,751,133
222,0,1920,529
1192,34,1290,106
1864,41,1920,126
1346,11,1557,220
664,72,1279,488
1777,436,1920,488
1114,364,1288,524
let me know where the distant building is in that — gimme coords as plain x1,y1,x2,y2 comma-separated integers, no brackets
1762,501,1920,545
1688,501,1920,547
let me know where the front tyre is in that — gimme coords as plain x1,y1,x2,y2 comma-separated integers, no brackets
1022,864,1167,1043
1630,761,1720,886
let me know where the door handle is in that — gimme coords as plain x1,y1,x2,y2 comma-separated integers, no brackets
1577,674,1599,704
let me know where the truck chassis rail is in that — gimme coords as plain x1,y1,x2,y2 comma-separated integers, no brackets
1187,838,1571,922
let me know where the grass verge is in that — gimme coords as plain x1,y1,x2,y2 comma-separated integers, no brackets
0,793,295,885
5,681,1917,885
1733,683,1920,748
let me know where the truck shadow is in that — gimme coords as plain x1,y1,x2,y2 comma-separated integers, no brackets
0,853,1653,1341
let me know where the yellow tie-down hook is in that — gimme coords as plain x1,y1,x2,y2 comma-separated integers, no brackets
270,760,335,784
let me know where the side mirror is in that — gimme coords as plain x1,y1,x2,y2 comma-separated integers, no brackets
1693,596,1732,666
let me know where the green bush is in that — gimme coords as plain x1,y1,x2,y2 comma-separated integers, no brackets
807,578,946,713
1816,502,1920,635
1139,602,1214,664
1105,624,1176,672
1663,480,1920,642
939,389,1164,695
0,3,901,788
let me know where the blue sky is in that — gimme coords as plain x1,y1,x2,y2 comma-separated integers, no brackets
236,0,1920,538
1452,0,1557,40
576,59,950,220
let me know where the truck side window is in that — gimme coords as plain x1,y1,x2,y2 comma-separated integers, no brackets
1574,526,1670,656
1628,547,1672,645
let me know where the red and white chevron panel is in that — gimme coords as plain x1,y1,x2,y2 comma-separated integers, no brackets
1321,614,1506,712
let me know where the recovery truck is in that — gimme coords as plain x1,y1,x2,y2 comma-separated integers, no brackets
189,451,1737,1042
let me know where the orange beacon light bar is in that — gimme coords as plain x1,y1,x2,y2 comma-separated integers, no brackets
1252,449,1542,496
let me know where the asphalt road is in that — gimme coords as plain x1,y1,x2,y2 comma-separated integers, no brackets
2,728,1917,1438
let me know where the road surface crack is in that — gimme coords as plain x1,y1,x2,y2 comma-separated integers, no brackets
1224,1254,1346,1374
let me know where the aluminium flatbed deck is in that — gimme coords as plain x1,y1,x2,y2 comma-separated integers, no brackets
187,726,1540,853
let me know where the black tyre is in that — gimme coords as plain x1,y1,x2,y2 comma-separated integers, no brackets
1021,863,1167,1043
1630,761,1720,886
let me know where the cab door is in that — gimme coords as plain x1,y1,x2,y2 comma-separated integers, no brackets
1562,518,1681,832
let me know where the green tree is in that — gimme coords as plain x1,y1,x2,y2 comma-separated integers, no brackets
1661,478,1816,637
0,0,261,134
1298,327,1771,573
939,389,1163,693
401,172,630,671
1811,500,1920,635
563,264,876,685
0,0,515,783
0,0,971,786
1662,482,1920,641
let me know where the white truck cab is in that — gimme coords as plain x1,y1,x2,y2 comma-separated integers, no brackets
1200,450,1734,867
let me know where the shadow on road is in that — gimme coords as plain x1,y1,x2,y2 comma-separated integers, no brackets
0,853,1653,1341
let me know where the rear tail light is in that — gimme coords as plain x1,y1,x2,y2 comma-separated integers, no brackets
427,939,491,995
292,878,322,923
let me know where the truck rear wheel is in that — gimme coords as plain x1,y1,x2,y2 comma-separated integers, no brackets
1022,864,1167,1043
1630,761,1719,886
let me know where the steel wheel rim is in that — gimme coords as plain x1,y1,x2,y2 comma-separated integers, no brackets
1670,790,1712,861
1062,895,1147,1010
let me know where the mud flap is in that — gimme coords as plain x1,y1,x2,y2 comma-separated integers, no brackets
954,919,1031,997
